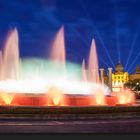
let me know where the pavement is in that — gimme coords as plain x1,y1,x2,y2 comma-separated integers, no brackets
0,100,139,134
0,118,140,133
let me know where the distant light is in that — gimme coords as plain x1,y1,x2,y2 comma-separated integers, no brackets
136,82,139,85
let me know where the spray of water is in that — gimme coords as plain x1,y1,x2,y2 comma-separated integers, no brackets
0,27,136,106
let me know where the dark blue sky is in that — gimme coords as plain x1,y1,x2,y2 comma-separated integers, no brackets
0,0,140,73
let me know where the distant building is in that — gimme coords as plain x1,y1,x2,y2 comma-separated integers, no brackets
129,65,140,80
112,62,129,92
101,62,140,92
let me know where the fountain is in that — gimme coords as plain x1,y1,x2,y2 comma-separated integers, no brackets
0,51,2,80
116,88,135,105
93,91,106,106
0,28,19,105
82,59,87,82
47,86,66,106
0,93,14,105
2,28,20,80
50,26,66,79
50,26,65,64
88,39,100,83
0,26,136,107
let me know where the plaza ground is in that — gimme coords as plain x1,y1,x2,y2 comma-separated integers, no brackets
0,100,140,133
0,118,140,133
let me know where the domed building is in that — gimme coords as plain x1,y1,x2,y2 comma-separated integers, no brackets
112,62,129,92
115,62,124,73
101,62,140,92
129,65,140,80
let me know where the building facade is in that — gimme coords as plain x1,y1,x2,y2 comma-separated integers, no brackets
112,62,129,92
101,62,140,92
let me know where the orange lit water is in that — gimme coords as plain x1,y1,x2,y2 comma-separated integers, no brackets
0,93,14,105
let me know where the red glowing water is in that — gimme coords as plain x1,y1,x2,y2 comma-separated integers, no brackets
116,89,135,105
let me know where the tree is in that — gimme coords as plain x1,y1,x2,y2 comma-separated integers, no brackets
124,79,140,98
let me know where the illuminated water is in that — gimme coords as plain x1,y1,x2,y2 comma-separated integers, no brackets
82,59,87,82
0,27,135,106
0,51,2,80
2,29,20,81
88,39,100,83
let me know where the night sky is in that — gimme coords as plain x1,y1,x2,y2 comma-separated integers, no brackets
0,0,140,73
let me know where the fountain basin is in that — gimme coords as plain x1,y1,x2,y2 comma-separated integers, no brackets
0,93,134,106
